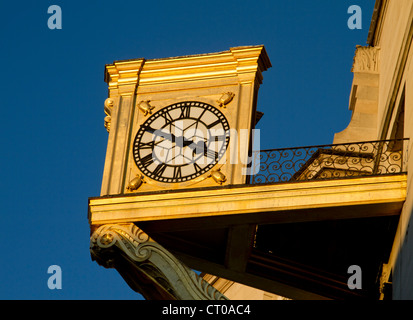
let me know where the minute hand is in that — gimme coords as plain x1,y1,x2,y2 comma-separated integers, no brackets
142,125,177,142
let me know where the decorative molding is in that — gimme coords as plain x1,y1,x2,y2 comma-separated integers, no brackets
104,46,271,91
210,169,227,185
126,174,145,192
104,59,145,96
90,223,228,300
104,98,114,132
352,45,380,73
217,92,235,108
137,100,155,116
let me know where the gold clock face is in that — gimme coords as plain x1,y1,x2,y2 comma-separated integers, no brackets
133,101,230,184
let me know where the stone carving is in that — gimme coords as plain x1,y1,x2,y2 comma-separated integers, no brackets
90,223,228,300
352,45,380,73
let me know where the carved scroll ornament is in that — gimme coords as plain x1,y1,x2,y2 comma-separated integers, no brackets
90,223,228,300
352,45,380,73
104,98,114,132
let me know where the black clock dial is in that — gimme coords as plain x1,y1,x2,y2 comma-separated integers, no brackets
133,101,230,183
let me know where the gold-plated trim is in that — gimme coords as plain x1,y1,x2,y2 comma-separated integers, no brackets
104,46,271,96
104,98,114,132
210,169,227,185
217,92,235,108
137,100,155,116
126,174,145,192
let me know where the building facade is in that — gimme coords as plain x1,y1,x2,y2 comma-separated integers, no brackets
204,0,413,300
366,0,413,300
89,0,413,300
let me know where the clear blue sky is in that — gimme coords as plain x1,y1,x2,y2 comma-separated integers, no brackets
0,0,373,299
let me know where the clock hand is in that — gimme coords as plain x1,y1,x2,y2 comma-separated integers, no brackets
187,141,207,155
156,131,176,143
141,125,177,143
170,135,200,148
148,129,194,147
141,125,156,134
142,124,204,151
182,138,196,148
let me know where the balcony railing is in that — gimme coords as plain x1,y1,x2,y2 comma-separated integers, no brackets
250,139,409,184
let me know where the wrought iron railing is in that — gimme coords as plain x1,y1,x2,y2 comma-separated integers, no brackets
250,139,409,184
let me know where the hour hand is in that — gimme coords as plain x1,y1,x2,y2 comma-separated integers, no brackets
189,141,207,155
140,125,156,134
182,138,196,148
177,136,204,153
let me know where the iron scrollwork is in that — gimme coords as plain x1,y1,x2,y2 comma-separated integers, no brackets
250,139,408,184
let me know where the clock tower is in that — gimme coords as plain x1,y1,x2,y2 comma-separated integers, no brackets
90,46,271,300
101,45,271,195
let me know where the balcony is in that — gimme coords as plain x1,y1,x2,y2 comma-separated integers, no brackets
250,139,408,184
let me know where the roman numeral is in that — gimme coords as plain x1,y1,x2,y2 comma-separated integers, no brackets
206,119,221,129
153,163,167,177
160,111,174,124
210,135,226,142
193,162,202,173
137,141,155,150
179,106,191,119
140,154,154,167
204,149,219,160
172,166,182,180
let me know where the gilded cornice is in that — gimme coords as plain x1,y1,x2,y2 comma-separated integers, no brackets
104,59,145,96
104,45,271,96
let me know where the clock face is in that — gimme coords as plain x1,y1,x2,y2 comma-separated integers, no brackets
133,101,230,183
